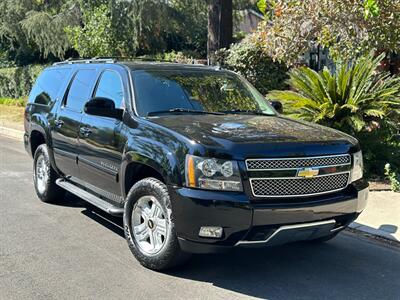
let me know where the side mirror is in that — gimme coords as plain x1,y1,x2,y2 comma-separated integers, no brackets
269,100,283,113
84,97,123,120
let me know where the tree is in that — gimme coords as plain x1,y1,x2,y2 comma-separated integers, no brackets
256,0,400,65
207,0,233,64
0,0,253,63
65,4,115,58
267,53,400,176
0,0,80,63
268,55,400,134
267,54,400,134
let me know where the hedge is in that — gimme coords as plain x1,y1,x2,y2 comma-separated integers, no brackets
216,36,289,95
0,65,46,99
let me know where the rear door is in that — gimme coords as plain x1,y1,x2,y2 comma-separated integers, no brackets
52,68,98,180
78,68,127,200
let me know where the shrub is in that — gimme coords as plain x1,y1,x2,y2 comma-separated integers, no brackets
0,65,45,98
216,35,289,95
267,53,400,177
384,163,400,192
144,51,200,64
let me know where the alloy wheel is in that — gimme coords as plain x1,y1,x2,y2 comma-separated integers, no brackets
131,195,169,256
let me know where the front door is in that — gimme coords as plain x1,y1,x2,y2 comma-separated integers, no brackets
52,68,97,180
78,69,127,201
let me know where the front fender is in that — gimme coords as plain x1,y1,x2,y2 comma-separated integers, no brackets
120,137,184,195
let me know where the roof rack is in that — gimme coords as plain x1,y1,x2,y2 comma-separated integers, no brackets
53,56,209,66
53,58,116,66
92,56,208,65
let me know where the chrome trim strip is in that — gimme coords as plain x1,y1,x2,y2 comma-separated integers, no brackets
249,171,350,198
235,220,336,246
330,225,345,233
246,154,351,171
250,171,350,180
78,156,119,177
53,148,76,160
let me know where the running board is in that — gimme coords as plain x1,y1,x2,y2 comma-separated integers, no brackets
56,179,124,216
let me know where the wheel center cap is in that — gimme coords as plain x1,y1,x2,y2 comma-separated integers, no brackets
147,219,155,229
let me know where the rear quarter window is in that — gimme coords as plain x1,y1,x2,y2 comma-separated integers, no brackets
28,68,71,105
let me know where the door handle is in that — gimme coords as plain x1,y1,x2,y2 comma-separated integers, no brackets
54,119,64,128
79,127,92,137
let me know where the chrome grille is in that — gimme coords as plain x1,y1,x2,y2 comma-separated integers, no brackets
246,154,351,170
250,173,349,197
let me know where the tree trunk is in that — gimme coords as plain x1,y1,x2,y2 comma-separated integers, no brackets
207,0,232,65
220,0,233,49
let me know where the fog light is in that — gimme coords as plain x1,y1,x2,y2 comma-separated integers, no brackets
199,226,223,238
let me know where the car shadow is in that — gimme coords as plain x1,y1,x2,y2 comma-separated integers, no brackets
55,193,400,299
165,238,400,299
52,192,126,238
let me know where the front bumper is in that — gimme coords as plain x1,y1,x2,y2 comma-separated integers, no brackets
169,180,369,253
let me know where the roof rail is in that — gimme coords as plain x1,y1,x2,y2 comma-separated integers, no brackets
95,56,209,66
53,58,116,66
53,56,209,66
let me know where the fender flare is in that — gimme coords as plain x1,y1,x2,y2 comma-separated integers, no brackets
29,115,58,172
120,148,182,198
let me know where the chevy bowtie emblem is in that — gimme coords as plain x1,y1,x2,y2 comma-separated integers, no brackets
297,168,319,178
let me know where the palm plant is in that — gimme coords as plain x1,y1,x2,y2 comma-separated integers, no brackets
267,53,400,135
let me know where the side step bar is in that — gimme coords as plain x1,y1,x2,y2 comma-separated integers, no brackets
56,179,124,216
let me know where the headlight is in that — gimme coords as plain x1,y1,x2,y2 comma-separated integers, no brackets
185,155,243,191
350,151,364,182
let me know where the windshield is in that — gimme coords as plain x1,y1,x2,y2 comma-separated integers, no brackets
132,69,276,117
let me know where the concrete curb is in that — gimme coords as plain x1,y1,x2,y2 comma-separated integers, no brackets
348,222,399,244
0,126,24,141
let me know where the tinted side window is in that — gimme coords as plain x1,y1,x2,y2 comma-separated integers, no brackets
65,69,96,112
94,70,124,108
28,68,71,105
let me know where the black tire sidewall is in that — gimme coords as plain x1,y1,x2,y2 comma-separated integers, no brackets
33,144,64,203
123,178,186,270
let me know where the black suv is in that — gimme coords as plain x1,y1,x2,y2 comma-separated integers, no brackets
24,58,369,270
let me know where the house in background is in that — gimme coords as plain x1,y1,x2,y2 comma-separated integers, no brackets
235,9,264,34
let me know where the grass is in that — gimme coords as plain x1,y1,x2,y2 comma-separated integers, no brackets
0,97,27,107
0,104,25,130
0,97,26,130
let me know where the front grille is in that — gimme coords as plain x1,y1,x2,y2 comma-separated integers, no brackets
250,173,350,197
246,154,351,170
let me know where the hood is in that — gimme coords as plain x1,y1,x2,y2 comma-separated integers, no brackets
147,114,359,159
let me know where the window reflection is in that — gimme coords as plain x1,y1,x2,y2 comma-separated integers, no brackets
132,70,275,116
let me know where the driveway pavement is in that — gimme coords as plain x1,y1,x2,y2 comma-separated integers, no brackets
1,136,399,300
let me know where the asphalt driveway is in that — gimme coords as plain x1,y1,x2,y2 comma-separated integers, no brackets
1,136,399,300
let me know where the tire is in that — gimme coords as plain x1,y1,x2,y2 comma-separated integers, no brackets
33,144,65,203
308,232,340,243
123,178,190,270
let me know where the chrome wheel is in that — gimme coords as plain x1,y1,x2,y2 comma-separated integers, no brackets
35,154,48,194
131,195,169,256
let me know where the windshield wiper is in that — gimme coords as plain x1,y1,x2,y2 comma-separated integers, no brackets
218,109,273,116
147,108,224,116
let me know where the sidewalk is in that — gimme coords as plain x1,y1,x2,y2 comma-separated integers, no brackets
350,191,400,242
0,126,399,244
0,126,24,141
